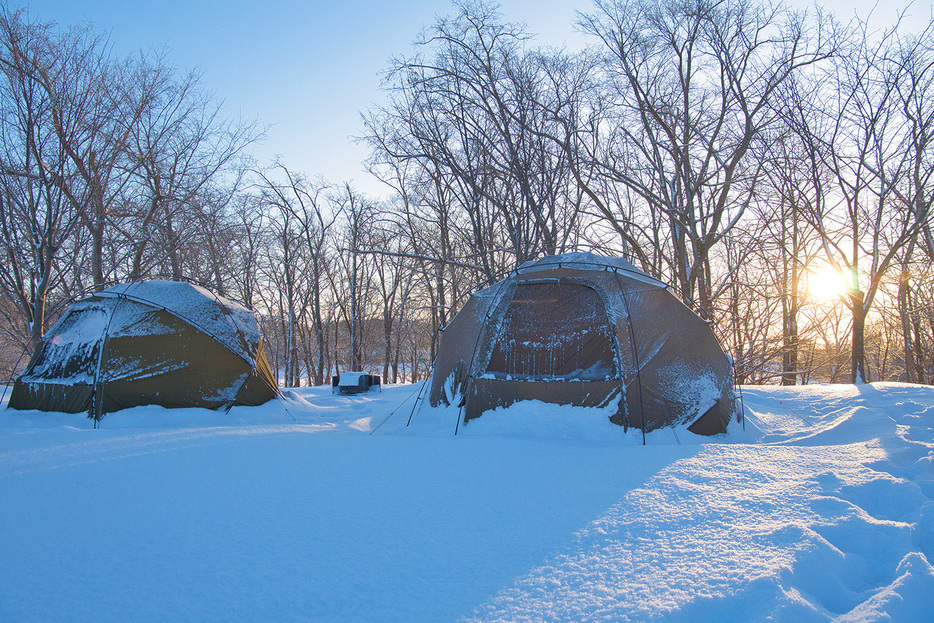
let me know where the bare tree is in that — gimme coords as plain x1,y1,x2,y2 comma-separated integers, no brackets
366,0,586,282
228,192,266,309
330,183,375,372
802,14,933,382
0,9,119,349
254,162,336,386
24,20,141,291
758,81,831,385
580,0,835,318
892,19,934,383
125,58,261,283
367,214,422,383
363,153,479,361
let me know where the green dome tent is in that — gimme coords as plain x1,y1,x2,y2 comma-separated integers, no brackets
9,280,279,420
428,252,739,435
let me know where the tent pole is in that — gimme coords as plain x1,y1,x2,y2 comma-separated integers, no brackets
734,363,747,430
408,324,444,427
370,380,425,434
452,276,514,436
614,272,647,445
90,296,122,427
405,375,430,427
454,385,466,435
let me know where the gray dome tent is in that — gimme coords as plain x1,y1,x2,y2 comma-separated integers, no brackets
9,280,279,420
428,252,738,435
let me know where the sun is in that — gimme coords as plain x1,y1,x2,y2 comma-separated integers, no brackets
806,266,850,303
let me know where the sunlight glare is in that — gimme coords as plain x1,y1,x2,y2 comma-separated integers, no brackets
806,266,849,303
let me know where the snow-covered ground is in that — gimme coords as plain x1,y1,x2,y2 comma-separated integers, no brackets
1,382,932,622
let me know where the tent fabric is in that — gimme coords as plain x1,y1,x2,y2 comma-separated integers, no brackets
428,252,739,435
9,280,279,418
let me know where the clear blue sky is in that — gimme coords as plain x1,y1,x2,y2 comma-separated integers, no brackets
18,0,932,197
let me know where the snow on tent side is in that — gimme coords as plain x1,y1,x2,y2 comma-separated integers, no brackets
428,252,739,435
8,280,280,419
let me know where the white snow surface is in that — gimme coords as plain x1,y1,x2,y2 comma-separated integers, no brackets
1,382,932,622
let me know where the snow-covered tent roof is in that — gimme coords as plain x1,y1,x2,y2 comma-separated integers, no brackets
10,280,279,419
516,251,667,288
428,253,738,436
96,281,261,363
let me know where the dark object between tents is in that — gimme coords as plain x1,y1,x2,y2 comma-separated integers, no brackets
332,373,381,395
9,280,280,420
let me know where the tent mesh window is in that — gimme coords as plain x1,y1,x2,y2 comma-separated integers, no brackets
485,282,616,381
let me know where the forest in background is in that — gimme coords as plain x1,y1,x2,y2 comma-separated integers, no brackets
0,0,931,388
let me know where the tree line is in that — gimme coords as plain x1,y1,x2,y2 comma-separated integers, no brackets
0,0,931,388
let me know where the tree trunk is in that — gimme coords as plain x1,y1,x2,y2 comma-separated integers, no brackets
90,219,105,290
851,292,869,383
898,269,917,382
165,207,182,281
383,312,392,383
29,294,45,352
912,312,926,384
782,276,799,386
782,210,801,386
314,316,325,386
392,328,403,384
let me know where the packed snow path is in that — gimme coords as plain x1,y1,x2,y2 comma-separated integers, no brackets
0,383,932,621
